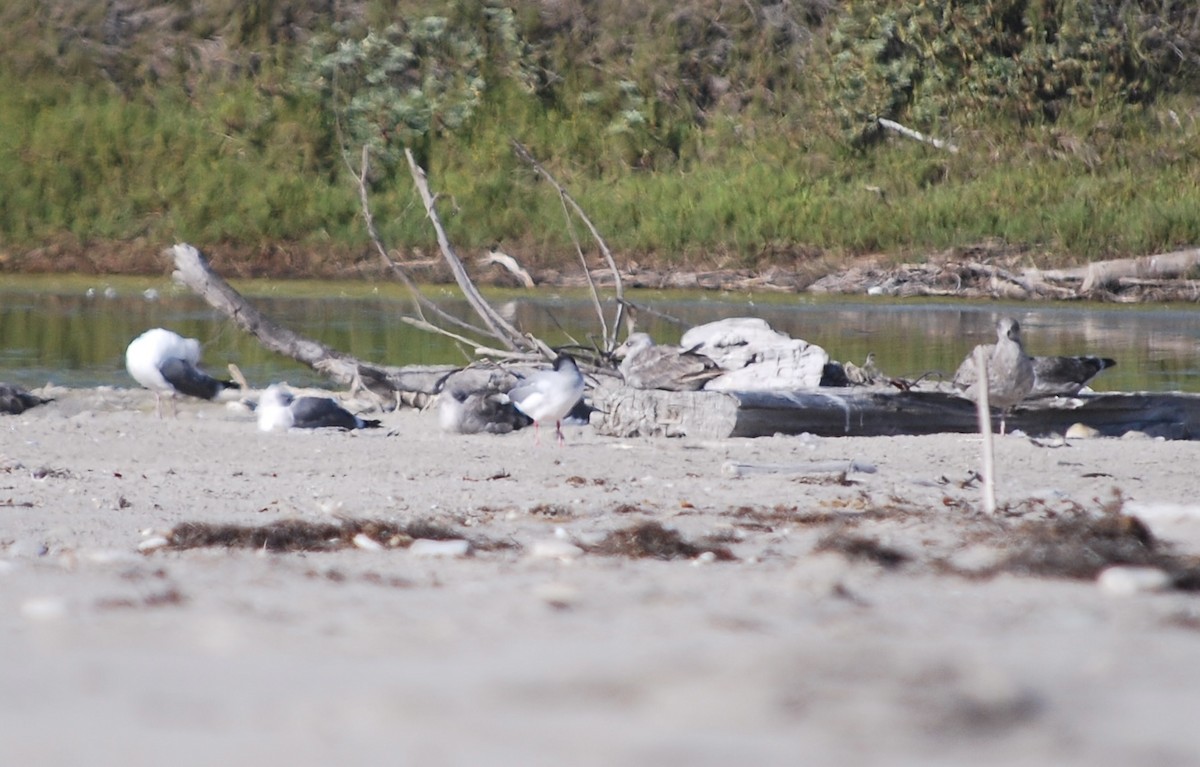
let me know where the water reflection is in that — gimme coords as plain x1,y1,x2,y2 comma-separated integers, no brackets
0,275,1197,392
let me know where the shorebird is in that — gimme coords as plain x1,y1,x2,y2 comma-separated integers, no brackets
438,379,532,435
953,317,1035,434
843,352,882,385
507,354,586,446
257,384,381,431
613,333,723,391
125,328,239,417
1029,356,1116,398
0,383,51,415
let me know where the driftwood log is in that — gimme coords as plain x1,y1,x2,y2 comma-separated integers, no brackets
169,243,456,397
592,387,1200,440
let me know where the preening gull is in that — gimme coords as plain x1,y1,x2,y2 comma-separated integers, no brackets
953,317,1035,433
125,328,239,417
507,354,586,445
257,384,381,432
0,383,51,415
613,333,723,391
1029,355,1116,398
438,379,531,435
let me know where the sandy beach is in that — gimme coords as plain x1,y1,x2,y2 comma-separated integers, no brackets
3,385,1200,766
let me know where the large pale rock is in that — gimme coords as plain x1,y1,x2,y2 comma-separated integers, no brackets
680,317,829,391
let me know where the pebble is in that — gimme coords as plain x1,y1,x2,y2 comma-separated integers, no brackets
21,597,68,620
529,539,584,561
137,536,170,553
352,533,384,551
1097,565,1173,595
1065,423,1100,439
409,538,471,558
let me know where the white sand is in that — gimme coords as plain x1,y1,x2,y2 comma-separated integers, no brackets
3,387,1200,766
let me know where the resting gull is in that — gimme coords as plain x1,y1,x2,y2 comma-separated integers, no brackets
438,379,532,435
507,354,586,446
953,317,1035,434
125,328,239,417
613,332,723,391
1029,355,1116,398
257,384,381,432
0,383,51,415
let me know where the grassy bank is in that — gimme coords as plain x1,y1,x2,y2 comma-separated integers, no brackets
1,1,1198,277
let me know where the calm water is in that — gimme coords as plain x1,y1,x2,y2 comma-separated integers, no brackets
1,274,1198,392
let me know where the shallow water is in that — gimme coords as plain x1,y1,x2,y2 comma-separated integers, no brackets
1,274,1198,392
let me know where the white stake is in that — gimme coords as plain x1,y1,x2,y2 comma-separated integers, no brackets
975,346,997,514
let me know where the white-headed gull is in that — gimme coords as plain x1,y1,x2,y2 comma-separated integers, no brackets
613,333,723,391
953,317,1035,433
125,328,239,417
507,354,586,445
257,384,381,431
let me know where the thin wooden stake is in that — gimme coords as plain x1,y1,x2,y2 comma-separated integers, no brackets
974,346,997,514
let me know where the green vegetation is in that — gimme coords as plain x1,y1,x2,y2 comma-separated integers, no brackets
1,0,1198,276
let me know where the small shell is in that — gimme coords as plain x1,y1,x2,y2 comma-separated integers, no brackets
529,539,584,561
137,536,170,553
1097,565,1172,595
408,538,471,558
352,533,384,551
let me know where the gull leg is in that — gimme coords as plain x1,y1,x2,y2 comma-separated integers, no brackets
555,420,565,447
154,392,164,419
532,421,542,446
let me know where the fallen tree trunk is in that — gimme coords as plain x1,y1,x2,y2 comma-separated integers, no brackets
592,386,1200,440
169,243,455,396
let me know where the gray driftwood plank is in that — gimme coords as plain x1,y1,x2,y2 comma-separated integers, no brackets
592,387,1200,440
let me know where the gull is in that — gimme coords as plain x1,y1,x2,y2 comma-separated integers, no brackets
0,383,51,415
507,354,586,446
1029,356,1117,398
953,317,1035,434
125,328,239,417
257,384,381,432
613,333,723,391
842,352,882,385
438,379,531,435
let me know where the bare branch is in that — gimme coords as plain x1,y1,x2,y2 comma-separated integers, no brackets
169,243,454,396
511,140,626,351
879,118,960,154
404,148,530,353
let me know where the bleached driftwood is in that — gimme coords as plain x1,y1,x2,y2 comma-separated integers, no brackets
169,243,455,396
591,386,1200,440
404,148,534,354
1033,248,1200,293
512,140,626,352
879,118,959,154
479,247,536,288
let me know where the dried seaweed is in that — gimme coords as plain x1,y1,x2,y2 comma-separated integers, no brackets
815,533,909,569
587,521,736,561
161,518,506,553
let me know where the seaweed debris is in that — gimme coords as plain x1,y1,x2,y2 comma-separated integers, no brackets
161,518,506,553
587,521,736,561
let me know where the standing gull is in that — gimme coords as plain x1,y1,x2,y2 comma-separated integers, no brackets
613,333,723,391
125,328,239,417
257,384,381,431
507,354,586,446
953,317,1035,434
